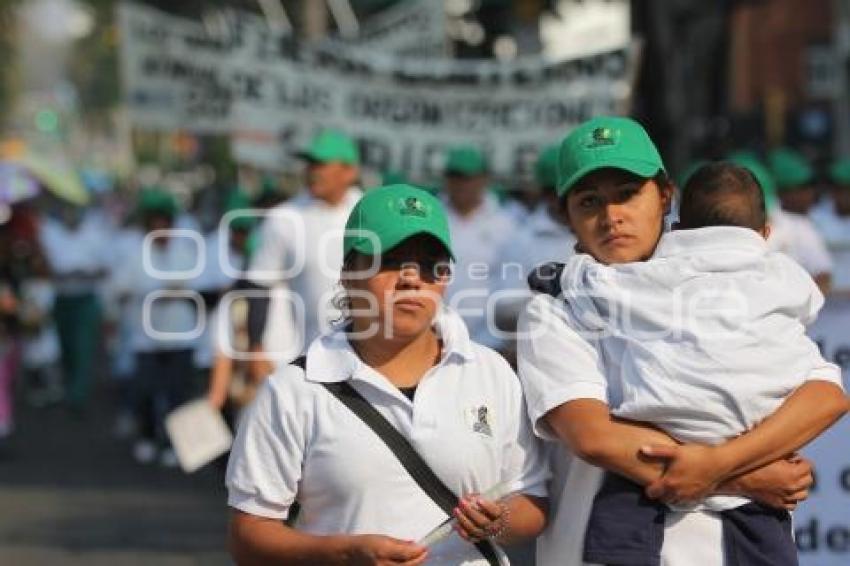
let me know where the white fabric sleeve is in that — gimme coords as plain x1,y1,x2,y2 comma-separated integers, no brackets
494,357,550,499
804,356,845,390
795,221,834,277
516,294,609,441
225,368,308,519
247,212,289,287
774,253,826,325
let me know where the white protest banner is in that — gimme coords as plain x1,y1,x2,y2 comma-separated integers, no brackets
118,2,636,178
798,296,850,565
541,0,631,61
326,0,446,58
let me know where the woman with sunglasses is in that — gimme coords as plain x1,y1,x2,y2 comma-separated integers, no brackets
226,184,548,565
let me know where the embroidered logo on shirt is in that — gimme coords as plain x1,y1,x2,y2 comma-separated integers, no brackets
469,405,493,437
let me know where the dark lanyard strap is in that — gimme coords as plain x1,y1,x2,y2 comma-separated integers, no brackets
292,356,500,565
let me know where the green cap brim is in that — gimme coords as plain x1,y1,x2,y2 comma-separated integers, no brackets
349,228,455,262
557,159,662,197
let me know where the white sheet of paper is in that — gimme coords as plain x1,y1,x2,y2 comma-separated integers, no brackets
165,399,233,473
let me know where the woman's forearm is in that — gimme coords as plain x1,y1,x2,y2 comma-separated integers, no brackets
712,380,849,479
495,495,548,546
229,510,347,565
544,399,676,485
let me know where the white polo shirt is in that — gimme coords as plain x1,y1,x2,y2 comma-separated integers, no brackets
768,208,833,277
248,187,362,351
444,195,517,348
110,234,202,353
39,213,109,296
227,307,549,565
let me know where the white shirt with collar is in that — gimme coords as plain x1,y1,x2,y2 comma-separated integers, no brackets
810,199,850,292
518,229,830,566
39,213,109,295
110,234,203,353
226,307,549,565
444,194,517,348
768,208,833,277
248,187,362,351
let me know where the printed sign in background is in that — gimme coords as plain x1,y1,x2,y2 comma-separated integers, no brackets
799,296,850,565
118,2,636,179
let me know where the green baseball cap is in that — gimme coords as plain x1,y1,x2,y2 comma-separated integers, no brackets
444,145,488,176
224,191,256,231
381,170,409,185
297,129,359,165
726,152,779,211
767,147,812,191
535,145,559,189
343,184,454,260
137,187,178,217
829,158,850,187
556,116,665,197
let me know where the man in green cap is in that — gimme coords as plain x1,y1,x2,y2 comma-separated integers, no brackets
809,158,850,292
768,147,818,215
440,144,516,348
38,193,111,415
246,129,363,379
108,187,202,466
766,147,832,292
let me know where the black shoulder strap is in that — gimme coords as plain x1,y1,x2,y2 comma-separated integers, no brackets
320,378,500,565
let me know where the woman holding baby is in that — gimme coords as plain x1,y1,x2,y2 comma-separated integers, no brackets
518,116,849,565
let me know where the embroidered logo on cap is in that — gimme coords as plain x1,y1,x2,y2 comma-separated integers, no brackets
587,127,616,148
400,196,427,217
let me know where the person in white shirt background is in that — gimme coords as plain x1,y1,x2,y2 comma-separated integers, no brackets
516,116,849,566
493,145,576,364
227,184,548,565
111,189,203,467
810,158,850,295
246,129,362,381
441,146,516,350
201,192,265,426
38,199,109,414
194,192,254,387
766,147,833,294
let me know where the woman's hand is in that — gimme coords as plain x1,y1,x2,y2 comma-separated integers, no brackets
342,534,428,565
640,444,732,504
453,494,509,544
720,455,813,510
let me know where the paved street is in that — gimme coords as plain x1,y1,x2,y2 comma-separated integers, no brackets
0,388,230,565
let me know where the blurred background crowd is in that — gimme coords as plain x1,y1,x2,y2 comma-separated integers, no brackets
0,0,848,564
